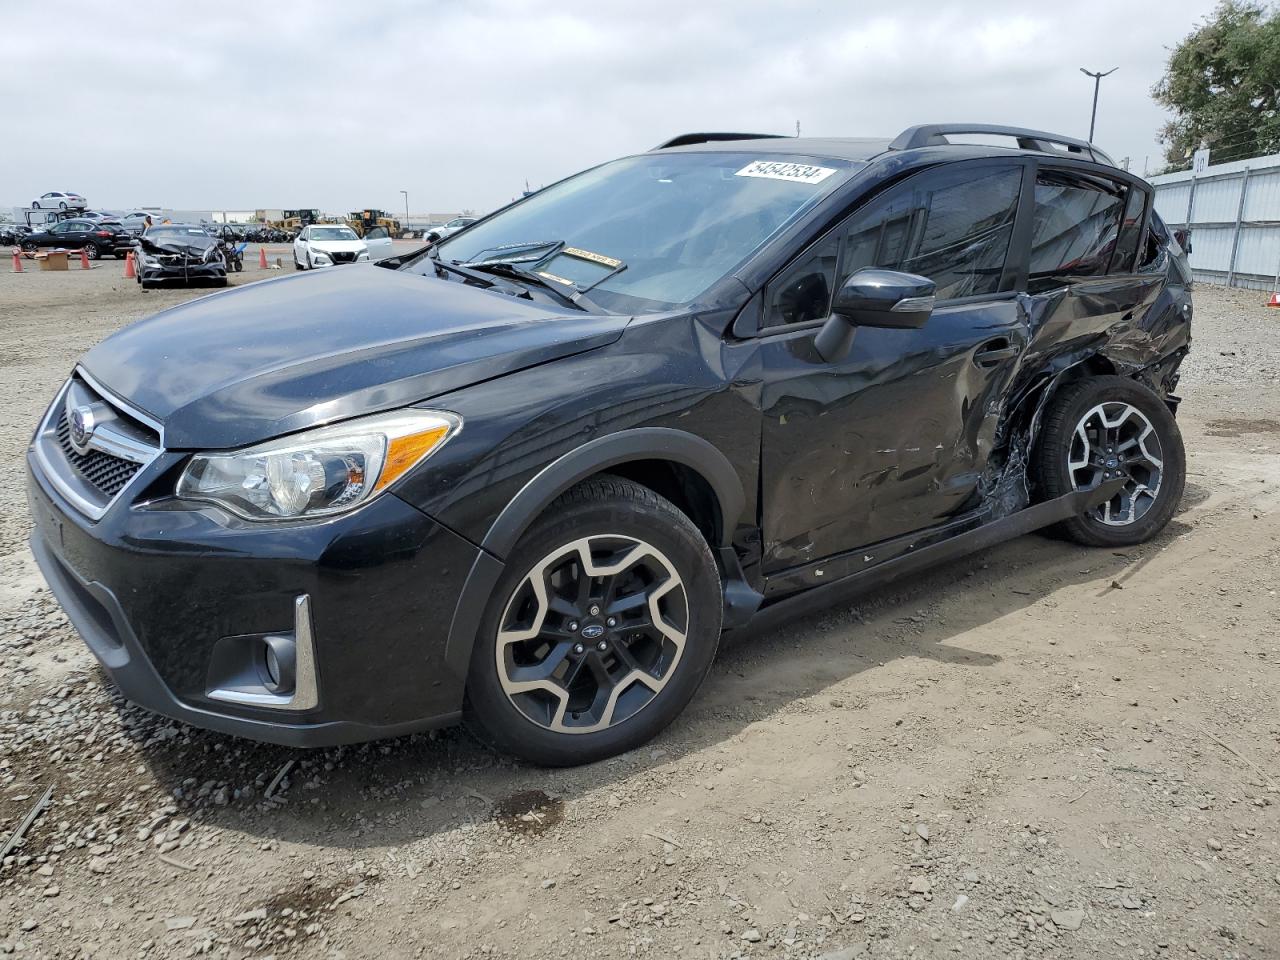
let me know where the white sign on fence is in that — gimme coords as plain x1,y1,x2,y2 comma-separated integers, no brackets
1193,148,1211,174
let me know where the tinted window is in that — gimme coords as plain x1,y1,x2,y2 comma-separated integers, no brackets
1029,172,1126,286
836,164,1021,300
1108,186,1146,274
767,235,839,325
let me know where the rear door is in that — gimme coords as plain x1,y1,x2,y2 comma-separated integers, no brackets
1019,165,1160,367
756,158,1035,570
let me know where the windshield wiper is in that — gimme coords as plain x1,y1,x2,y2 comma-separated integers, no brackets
462,239,565,265
463,261,592,311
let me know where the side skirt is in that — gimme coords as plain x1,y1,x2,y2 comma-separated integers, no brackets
733,479,1125,639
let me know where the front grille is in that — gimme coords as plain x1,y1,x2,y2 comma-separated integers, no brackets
55,408,142,497
330,251,357,263
34,373,162,519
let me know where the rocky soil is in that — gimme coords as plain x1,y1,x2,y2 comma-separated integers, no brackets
0,265,1277,959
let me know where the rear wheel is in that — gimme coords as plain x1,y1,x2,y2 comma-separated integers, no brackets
1035,375,1185,546
465,476,722,766
83,242,100,260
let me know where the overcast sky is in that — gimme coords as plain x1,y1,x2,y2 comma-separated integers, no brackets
4,0,1217,217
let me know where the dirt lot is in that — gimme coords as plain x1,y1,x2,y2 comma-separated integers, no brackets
0,259,1277,960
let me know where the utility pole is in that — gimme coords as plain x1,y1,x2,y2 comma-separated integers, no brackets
399,190,409,229
1079,67,1117,143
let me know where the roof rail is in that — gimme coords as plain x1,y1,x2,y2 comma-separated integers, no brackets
654,132,786,150
889,124,1115,166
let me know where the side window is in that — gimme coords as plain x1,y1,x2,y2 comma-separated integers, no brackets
366,227,389,241
1108,186,1146,274
836,163,1021,300
767,234,839,326
1029,172,1126,287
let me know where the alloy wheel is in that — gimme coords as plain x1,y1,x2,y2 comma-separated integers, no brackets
1067,402,1164,525
495,534,689,734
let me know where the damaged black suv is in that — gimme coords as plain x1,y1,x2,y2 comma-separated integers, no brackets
28,124,1191,766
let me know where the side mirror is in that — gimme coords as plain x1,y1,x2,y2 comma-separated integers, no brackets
815,268,936,362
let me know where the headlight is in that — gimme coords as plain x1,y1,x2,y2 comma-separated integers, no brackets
204,246,222,262
176,409,460,520
311,249,332,262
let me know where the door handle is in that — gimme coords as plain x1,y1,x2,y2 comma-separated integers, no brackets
973,338,1019,367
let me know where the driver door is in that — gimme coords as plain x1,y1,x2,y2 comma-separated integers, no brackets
757,159,1032,572
364,226,394,261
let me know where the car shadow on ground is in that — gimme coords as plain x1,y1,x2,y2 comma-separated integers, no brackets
111,508,1194,852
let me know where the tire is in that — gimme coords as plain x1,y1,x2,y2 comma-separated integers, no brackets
59,202,67,211
83,242,99,261
21,242,36,253
293,257,303,271
465,475,722,766
31,202,39,209
234,259,243,273
1034,375,1185,547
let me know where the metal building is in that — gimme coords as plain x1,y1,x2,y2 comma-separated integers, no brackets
1150,151,1280,290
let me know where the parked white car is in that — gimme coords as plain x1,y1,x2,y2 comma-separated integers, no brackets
31,191,87,211
293,224,372,269
425,217,477,242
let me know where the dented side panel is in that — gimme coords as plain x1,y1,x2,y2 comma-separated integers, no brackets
756,296,1028,571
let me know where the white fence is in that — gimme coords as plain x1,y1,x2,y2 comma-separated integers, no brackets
1150,152,1280,290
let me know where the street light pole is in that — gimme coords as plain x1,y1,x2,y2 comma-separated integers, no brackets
1079,67,1117,143
399,190,409,233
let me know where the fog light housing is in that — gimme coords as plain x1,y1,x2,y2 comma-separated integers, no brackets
205,596,319,710
258,635,296,693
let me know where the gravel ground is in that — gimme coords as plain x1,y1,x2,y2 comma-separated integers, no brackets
0,265,1277,960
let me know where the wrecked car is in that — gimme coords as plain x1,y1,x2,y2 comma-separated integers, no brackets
135,224,228,289
27,124,1191,766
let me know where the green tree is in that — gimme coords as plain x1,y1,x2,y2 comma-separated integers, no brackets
1153,0,1280,169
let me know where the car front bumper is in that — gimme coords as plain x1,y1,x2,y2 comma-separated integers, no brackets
138,261,226,284
26,453,483,747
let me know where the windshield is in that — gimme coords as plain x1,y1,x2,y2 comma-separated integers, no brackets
146,226,210,240
434,152,850,312
311,226,359,241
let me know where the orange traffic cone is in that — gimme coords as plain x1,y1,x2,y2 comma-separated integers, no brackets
1268,291,1280,308
79,248,90,270
258,247,269,269
124,251,136,279
12,248,22,273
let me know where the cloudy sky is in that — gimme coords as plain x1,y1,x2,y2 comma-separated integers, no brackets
5,0,1216,217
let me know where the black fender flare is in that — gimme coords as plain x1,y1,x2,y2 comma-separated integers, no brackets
441,427,748,693
482,426,745,557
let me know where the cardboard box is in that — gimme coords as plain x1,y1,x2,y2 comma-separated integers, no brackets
37,251,69,271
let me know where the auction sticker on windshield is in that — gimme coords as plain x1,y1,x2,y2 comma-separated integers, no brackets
735,160,837,185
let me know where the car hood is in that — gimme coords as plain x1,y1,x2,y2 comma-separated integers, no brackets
139,234,216,257
81,265,630,449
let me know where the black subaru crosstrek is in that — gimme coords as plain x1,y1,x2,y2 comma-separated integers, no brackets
27,124,1192,766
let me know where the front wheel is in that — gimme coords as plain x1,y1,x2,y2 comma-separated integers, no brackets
1034,375,1185,547
466,476,722,766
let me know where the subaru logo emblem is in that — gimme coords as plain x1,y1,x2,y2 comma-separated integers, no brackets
580,623,605,640
1105,457,1119,469
68,404,97,454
